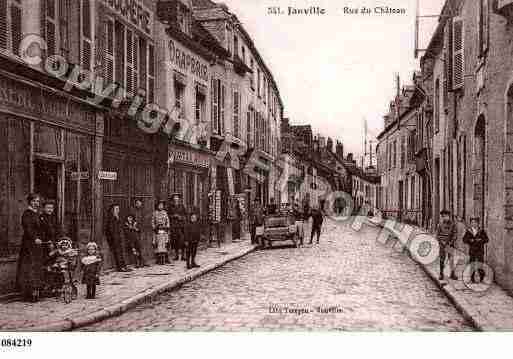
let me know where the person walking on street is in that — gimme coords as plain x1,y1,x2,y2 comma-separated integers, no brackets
309,205,324,244
184,208,203,269
436,209,458,280
152,200,170,265
463,217,489,283
249,199,264,245
293,200,304,246
16,193,44,302
105,204,131,272
169,194,187,261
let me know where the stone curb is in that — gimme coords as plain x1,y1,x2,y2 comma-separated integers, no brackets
24,244,258,332
374,222,488,331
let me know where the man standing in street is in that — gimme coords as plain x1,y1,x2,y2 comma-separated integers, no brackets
309,205,324,244
249,199,264,245
436,209,458,281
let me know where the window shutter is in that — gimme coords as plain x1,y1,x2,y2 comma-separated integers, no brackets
133,34,138,92
0,0,7,50
114,21,124,88
104,17,114,85
211,78,218,134
220,82,225,134
126,29,133,94
10,2,21,56
138,37,147,94
452,17,464,90
233,89,239,139
81,0,92,72
45,0,57,57
482,0,489,54
148,43,155,103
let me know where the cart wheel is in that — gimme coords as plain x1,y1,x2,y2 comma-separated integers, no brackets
63,285,72,304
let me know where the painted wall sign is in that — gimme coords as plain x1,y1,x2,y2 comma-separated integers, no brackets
168,39,209,82
102,0,153,35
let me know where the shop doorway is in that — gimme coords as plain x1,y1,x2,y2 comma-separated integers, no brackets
34,158,62,218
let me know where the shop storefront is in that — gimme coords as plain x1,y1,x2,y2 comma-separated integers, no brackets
168,143,211,216
0,72,102,293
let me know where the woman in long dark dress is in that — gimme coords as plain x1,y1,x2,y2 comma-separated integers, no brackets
104,204,130,272
16,193,44,302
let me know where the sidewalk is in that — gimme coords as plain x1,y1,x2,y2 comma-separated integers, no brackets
373,219,513,331
0,240,257,332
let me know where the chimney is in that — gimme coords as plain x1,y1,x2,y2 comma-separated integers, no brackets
336,141,344,159
326,137,333,152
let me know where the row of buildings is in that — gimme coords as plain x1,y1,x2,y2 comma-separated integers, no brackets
0,0,379,294
376,0,513,293
0,0,288,294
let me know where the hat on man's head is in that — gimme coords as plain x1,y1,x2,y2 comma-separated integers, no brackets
440,209,451,216
470,216,480,222
86,242,98,250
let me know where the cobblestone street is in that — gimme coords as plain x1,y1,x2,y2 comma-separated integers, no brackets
83,219,472,331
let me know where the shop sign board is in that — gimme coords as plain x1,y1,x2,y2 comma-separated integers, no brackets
71,171,89,181
98,171,118,180
169,147,210,168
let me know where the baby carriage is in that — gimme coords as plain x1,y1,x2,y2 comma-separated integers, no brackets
46,239,79,303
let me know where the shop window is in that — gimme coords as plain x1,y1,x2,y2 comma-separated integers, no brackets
0,117,30,255
34,123,62,157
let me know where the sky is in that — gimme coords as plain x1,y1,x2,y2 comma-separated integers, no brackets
220,0,445,161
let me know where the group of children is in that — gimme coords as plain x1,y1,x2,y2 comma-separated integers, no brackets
436,210,489,283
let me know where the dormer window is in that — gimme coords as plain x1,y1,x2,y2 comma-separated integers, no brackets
176,2,192,36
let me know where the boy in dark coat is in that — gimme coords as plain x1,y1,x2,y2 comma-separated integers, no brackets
463,217,489,283
436,210,458,280
169,194,187,261
184,209,204,269
309,206,324,244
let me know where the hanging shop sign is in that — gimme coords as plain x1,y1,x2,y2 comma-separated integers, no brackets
227,168,235,196
208,190,222,223
169,147,210,168
71,171,89,181
98,171,118,180
101,0,153,35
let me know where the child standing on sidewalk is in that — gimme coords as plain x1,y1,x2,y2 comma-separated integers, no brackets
81,242,102,299
184,209,203,269
462,217,489,283
124,214,146,268
436,210,458,281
